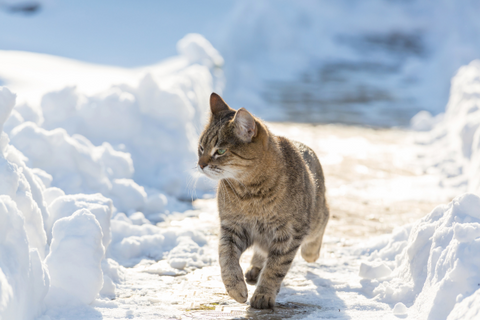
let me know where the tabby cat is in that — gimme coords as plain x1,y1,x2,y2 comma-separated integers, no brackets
198,93,329,309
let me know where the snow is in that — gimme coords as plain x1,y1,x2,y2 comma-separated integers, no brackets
448,289,480,320
108,217,208,268
44,209,105,307
417,60,480,196
0,196,49,320
393,302,408,316
46,194,112,247
358,262,392,280
359,193,480,319
410,111,444,132
0,35,219,319
1,36,222,199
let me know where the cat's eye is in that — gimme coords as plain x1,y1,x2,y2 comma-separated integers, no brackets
199,145,204,153
216,149,227,155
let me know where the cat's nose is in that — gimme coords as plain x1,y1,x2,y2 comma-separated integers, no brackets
198,161,208,169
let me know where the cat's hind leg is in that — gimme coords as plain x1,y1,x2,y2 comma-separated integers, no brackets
250,241,301,309
245,245,266,285
301,218,328,263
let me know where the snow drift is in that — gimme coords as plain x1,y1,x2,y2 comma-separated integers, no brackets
0,87,116,319
0,33,220,320
417,60,480,196
36,67,213,197
0,195,49,320
360,193,480,319
0,33,223,199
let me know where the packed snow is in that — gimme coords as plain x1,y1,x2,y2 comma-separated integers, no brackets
0,16,480,320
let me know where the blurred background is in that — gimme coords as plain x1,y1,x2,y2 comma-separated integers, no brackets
2,0,480,127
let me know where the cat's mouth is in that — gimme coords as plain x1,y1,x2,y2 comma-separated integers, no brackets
200,165,224,180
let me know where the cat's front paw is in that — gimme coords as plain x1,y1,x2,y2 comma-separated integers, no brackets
250,290,276,309
225,280,248,303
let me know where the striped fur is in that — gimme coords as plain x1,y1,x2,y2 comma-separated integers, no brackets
198,93,329,309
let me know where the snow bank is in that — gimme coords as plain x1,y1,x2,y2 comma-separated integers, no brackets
448,288,480,320
37,69,212,197
9,122,139,209
0,196,49,320
361,193,480,319
418,60,480,196
0,88,49,320
0,83,212,318
177,33,224,68
1,33,222,199
0,33,220,319
8,115,178,216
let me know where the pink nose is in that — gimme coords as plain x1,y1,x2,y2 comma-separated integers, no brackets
198,161,208,169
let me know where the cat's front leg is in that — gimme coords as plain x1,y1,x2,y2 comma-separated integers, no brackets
250,241,300,309
219,223,250,303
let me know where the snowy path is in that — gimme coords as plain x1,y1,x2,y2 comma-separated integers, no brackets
44,123,452,320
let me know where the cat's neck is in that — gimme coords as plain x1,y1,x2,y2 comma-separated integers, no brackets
222,133,284,195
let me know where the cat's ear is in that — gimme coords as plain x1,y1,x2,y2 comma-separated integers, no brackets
210,92,232,115
233,108,257,142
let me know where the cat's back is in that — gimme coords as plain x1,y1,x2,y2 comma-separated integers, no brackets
274,136,325,190
292,140,325,188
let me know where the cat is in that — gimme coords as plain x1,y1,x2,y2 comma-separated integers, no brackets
198,93,329,309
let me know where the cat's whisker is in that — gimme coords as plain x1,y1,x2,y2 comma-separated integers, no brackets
191,176,199,202
185,174,197,202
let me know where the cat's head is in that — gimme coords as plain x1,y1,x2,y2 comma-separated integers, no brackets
197,93,268,181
